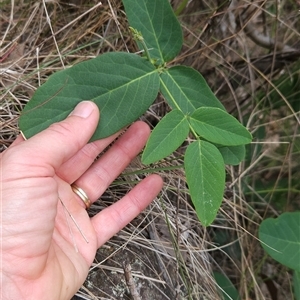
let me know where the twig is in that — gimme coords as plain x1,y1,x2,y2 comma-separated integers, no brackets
244,22,296,52
0,42,18,63
123,263,142,300
42,0,65,68
59,196,89,244
61,196,78,253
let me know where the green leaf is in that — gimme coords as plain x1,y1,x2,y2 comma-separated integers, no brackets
160,66,225,115
213,272,240,300
190,107,252,146
142,109,189,164
123,0,182,63
294,271,300,300
19,52,160,141
218,145,246,165
259,212,300,272
184,140,225,226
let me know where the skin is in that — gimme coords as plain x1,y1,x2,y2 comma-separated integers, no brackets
0,101,163,300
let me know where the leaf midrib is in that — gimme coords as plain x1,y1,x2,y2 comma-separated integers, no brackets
160,71,196,113
191,117,249,139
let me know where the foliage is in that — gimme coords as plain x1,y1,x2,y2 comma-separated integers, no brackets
259,212,300,272
213,272,240,300
19,0,252,227
19,53,159,140
259,212,300,297
1,0,299,298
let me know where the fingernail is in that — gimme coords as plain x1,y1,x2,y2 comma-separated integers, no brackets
70,101,94,118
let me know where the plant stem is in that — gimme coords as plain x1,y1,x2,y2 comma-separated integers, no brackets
139,38,152,62
129,26,152,62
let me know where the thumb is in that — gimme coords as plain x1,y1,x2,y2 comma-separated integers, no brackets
20,101,100,171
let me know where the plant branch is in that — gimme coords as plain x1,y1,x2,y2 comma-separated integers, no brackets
244,22,296,52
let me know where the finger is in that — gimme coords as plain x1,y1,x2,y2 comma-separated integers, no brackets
13,135,24,144
91,174,163,247
56,133,118,183
18,101,99,173
73,121,150,203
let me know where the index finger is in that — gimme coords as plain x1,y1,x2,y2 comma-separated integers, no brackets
19,101,100,174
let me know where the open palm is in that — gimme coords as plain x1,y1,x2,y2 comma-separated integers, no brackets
1,102,163,300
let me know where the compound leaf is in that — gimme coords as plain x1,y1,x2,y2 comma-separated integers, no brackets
190,107,252,146
19,52,160,141
160,66,225,115
123,0,182,63
259,212,300,272
142,109,189,164
184,140,225,226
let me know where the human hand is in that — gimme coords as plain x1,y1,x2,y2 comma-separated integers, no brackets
0,101,163,300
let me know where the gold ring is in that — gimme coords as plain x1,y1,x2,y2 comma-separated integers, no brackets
71,184,92,209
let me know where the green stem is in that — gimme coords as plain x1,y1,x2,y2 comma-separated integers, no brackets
129,26,152,62
189,124,200,140
139,38,152,62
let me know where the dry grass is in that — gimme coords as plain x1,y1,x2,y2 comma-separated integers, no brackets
1,0,300,299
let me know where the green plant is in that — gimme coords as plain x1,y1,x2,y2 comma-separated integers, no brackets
19,0,252,226
213,271,240,300
259,212,300,299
